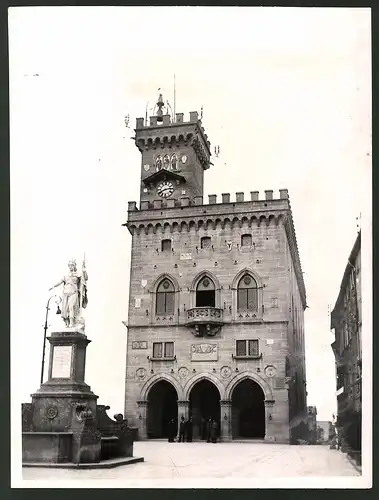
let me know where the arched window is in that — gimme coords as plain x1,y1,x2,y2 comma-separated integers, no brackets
196,276,215,307
237,275,258,311
156,279,175,315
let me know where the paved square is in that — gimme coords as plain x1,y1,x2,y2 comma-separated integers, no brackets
22,441,359,485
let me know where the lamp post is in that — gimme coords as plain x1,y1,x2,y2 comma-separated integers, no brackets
40,295,62,385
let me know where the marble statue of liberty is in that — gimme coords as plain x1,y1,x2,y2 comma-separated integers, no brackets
49,257,88,328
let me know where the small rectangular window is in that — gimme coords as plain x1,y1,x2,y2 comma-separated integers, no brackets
161,239,172,252
164,342,174,358
248,339,259,356
236,340,247,356
153,342,163,358
241,234,252,247
201,237,211,249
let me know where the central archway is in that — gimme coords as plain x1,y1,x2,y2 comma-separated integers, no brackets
147,380,178,439
231,379,265,439
189,379,221,440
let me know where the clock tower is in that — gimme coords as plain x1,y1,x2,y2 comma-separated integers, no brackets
134,94,211,206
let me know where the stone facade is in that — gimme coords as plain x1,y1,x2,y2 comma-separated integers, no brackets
331,231,362,458
123,102,307,443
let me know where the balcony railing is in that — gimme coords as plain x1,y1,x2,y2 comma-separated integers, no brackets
185,306,223,337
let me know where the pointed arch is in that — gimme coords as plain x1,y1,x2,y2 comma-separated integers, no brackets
225,371,273,401
152,273,179,292
183,372,225,400
140,373,183,401
231,267,263,290
190,270,221,309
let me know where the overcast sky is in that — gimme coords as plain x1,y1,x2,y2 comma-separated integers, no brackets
10,7,371,432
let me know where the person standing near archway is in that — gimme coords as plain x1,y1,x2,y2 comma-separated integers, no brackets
211,419,218,443
167,418,176,443
178,416,186,442
186,417,193,442
206,417,212,443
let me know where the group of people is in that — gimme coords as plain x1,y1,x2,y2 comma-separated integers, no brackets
167,416,219,443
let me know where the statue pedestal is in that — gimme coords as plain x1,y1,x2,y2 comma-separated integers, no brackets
22,329,142,467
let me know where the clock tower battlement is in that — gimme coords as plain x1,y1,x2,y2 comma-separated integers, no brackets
134,94,211,207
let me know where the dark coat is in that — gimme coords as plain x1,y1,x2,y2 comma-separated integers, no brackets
210,421,218,440
179,420,186,434
168,420,177,438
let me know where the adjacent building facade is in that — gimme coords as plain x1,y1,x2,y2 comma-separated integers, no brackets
123,96,308,442
331,231,362,456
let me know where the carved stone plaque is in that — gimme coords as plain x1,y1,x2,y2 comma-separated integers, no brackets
180,253,192,260
220,366,232,379
52,345,72,378
191,343,218,361
132,341,148,349
136,368,147,380
178,367,188,378
265,365,276,378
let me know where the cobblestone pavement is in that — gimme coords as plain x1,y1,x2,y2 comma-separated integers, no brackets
21,441,361,487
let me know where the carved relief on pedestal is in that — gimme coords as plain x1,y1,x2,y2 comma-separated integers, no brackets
46,406,59,420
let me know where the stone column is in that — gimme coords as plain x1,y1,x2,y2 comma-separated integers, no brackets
264,399,276,442
220,400,232,441
136,400,148,440
177,400,189,422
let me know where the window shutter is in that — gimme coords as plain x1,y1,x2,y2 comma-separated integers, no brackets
201,237,211,249
248,339,259,356
165,292,175,314
156,292,166,315
237,289,248,310
241,234,252,247
247,288,258,311
161,239,172,252
164,342,174,358
153,342,163,358
236,340,247,356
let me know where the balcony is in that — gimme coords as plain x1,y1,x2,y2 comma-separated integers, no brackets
186,306,224,337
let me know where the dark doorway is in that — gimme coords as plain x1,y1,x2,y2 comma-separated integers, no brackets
231,379,265,439
196,276,215,307
147,380,178,439
189,379,220,440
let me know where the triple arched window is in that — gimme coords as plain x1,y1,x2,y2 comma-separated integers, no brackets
237,274,258,311
156,279,175,315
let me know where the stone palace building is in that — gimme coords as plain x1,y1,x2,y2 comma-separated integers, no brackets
123,95,308,442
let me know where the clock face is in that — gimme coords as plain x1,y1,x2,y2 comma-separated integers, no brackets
157,181,174,198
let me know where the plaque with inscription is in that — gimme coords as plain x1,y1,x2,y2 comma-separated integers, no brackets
191,343,218,361
52,345,72,378
180,253,192,260
132,341,148,349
